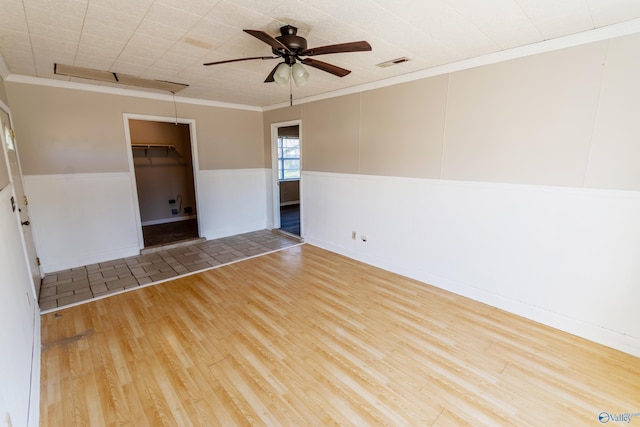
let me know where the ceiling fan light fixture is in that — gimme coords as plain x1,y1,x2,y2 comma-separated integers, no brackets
291,63,309,87
273,63,290,85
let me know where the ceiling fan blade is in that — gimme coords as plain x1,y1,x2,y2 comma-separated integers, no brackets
300,41,372,56
301,58,351,77
243,29,293,55
203,56,277,66
264,63,283,83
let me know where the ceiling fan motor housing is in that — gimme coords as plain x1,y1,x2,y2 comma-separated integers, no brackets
204,24,371,81
273,25,307,56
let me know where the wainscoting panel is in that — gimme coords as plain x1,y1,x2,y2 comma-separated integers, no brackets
23,173,140,273
25,169,271,273
302,171,640,356
197,169,268,240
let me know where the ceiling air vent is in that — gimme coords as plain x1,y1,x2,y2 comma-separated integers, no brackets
376,57,410,68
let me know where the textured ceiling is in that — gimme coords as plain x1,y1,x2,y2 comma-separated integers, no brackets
1,0,640,107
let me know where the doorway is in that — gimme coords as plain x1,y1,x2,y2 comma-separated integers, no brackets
124,115,200,249
271,121,301,237
0,106,41,299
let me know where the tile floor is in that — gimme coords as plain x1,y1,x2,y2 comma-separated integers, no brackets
39,229,302,312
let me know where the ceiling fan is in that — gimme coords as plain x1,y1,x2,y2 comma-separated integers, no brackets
203,25,372,85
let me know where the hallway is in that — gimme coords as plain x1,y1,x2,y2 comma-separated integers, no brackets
279,204,300,236
38,229,302,312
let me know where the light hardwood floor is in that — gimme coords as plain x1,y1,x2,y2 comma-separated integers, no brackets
40,244,640,426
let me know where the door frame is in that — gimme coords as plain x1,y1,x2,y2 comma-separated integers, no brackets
123,113,201,250
270,119,302,235
0,100,41,300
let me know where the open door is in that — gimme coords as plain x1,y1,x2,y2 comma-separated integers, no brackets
124,114,201,251
0,106,41,299
271,120,301,237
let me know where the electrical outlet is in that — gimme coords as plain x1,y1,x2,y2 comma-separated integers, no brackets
351,231,356,240
171,209,179,215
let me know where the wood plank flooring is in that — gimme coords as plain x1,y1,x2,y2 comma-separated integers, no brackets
40,244,640,426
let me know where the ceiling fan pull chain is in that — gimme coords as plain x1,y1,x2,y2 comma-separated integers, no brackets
289,74,293,107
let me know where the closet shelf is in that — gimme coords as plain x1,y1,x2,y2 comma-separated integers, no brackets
132,144,176,157
132,144,176,150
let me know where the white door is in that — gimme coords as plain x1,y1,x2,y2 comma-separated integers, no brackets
0,107,41,298
0,182,38,427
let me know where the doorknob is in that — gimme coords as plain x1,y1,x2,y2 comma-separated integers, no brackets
21,220,30,226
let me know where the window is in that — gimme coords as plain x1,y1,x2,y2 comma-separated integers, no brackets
277,136,300,180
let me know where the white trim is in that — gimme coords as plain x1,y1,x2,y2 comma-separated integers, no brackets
123,113,201,250
263,18,640,111
141,215,197,226
4,74,261,112
0,99,10,115
123,118,144,249
302,170,640,199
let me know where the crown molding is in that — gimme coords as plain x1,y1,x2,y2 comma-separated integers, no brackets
263,18,640,111
3,74,262,112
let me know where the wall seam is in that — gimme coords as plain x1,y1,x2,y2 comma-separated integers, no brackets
581,40,610,188
439,73,452,179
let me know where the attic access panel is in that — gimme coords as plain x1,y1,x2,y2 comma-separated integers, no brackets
54,63,188,93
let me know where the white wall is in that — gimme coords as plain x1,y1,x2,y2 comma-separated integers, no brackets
303,171,640,357
0,184,40,427
24,173,140,272
197,169,269,239
23,169,269,273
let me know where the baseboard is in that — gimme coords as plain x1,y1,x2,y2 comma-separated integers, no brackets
141,215,197,226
